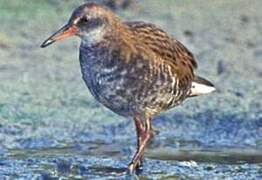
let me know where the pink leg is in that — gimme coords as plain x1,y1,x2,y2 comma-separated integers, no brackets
128,115,153,174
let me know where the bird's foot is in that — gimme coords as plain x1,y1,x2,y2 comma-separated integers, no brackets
127,159,143,174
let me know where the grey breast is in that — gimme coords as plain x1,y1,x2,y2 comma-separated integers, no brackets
79,44,184,117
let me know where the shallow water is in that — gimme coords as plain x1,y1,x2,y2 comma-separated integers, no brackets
1,140,262,179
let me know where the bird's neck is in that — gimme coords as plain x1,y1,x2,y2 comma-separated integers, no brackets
105,22,137,62
81,20,136,60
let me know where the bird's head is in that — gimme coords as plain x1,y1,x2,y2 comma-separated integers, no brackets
41,3,118,48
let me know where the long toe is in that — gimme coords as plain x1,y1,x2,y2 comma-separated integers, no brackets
128,159,143,174
128,163,136,174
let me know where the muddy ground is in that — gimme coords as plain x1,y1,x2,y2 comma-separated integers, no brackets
0,0,261,179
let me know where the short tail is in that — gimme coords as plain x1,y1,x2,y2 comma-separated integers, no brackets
189,76,216,97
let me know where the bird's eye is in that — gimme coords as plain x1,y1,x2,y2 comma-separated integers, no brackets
82,18,88,23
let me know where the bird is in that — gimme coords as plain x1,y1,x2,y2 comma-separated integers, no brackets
41,2,215,174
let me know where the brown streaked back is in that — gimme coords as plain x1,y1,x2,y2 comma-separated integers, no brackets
125,21,198,89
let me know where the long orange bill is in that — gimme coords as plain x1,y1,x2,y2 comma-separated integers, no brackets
41,24,78,48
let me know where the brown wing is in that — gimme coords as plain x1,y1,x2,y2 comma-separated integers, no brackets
125,21,197,88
